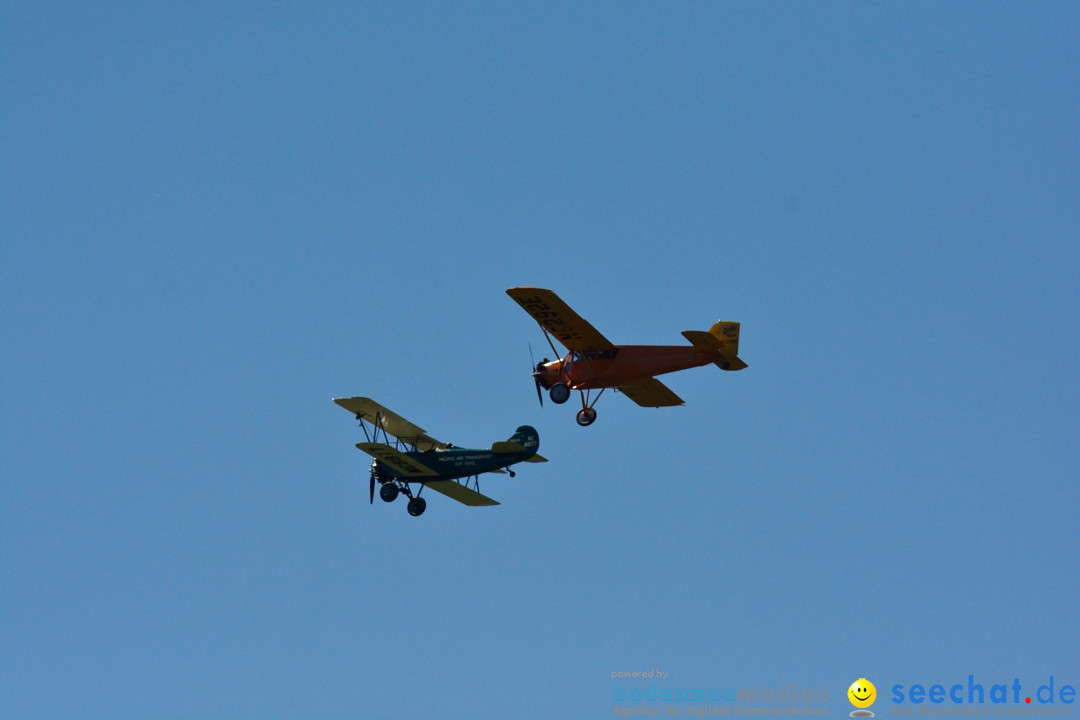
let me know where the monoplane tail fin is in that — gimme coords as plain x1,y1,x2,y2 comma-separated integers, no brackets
682,321,747,371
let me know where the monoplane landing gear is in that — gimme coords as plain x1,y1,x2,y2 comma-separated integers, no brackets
576,408,597,426
549,382,571,404
379,482,400,502
407,497,427,517
573,387,604,427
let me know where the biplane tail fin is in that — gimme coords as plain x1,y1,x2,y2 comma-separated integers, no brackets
682,321,747,371
491,425,542,460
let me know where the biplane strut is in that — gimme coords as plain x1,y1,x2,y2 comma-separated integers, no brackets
336,396,546,517
354,412,429,516
368,460,423,513
371,465,502,517
356,413,508,517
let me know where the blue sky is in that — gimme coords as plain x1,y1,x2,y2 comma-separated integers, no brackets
3,3,1077,719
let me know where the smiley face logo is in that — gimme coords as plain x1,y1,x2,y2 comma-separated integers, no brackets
848,678,876,709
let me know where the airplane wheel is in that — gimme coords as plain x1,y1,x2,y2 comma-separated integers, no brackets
576,408,597,426
407,497,427,517
549,383,571,404
379,483,399,502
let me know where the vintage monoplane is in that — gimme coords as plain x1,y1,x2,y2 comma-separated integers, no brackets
334,397,547,516
506,287,747,426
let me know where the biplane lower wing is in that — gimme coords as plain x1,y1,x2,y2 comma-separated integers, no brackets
356,443,439,477
424,480,500,506
506,287,616,352
618,377,685,407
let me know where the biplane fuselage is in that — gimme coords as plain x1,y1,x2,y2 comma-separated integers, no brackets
370,435,540,484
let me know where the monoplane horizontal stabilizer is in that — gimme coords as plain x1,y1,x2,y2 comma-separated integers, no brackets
682,321,747,371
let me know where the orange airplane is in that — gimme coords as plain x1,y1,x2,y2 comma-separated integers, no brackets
506,287,747,426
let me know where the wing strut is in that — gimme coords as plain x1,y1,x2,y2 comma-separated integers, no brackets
539,325,561,361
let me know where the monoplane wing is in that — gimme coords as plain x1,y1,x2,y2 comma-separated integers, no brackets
506,287,616,352
356,443,440,477
334,397,447,451
424,480,500,506
617,378,685,407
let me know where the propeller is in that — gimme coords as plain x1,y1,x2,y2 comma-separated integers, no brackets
369,470,375,504
529,343,549,406
533,362,545,406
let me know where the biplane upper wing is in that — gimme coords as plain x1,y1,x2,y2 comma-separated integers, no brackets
356,443,440,477
334,397,446,451
424,480,500,507
506,287,616,352
618,377,685,407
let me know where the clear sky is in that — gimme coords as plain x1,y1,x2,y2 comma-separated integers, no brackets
3,3,1077,719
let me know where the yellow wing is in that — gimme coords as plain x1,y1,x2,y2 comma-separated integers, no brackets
424,480,500,506
334,397,447,451
355,443,440,477
506,287,615,352
618,378,685,407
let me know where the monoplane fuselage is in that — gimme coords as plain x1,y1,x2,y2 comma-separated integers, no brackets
535,345,723,391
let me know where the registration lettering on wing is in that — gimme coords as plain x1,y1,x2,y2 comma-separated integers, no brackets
517,296,586,344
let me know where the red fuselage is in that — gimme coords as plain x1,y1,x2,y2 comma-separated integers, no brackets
536,345,719,390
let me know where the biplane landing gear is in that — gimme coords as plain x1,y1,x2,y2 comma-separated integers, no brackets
549,383,571,404
407,497,427,517
379,483,399,502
